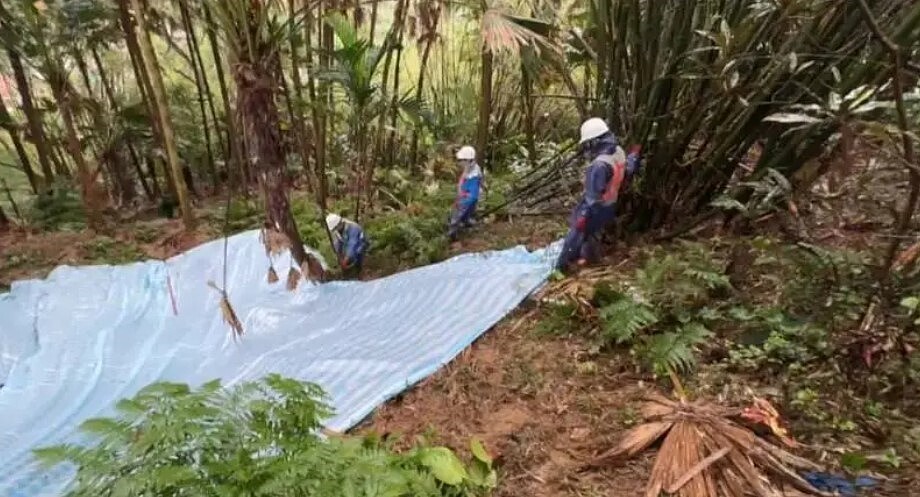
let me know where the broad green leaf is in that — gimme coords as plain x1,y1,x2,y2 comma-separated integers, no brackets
418,447,468,485
470,437,492,464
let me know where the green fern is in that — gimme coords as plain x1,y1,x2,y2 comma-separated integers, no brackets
598,294,659,345
638,322,712,375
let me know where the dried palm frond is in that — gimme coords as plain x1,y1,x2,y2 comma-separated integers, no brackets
286,266,300,291
586,394,831,497
207,280,244,339
267,265,279,283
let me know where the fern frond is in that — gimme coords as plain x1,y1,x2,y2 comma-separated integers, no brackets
639,323,712,375
599,294,659,345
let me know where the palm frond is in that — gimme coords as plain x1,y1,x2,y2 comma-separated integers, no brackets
480,9,553,55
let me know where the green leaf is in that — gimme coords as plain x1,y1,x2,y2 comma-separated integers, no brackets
900,297,919,310
418,447,468,485
840,452,867,472
470,437,492,464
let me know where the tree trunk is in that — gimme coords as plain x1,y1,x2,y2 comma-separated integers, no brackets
372,0,405,167
92,46,154,200
117,0,171,198
409,36,436,166
177,0,217,189
235,64,309,266
385,21,407,166
287,0,316,191
181,0,226,162
0,203,9,232
203,2,245,188
47,65,105,228
521,61,536,168
128,0,196,229
304,0,328,213
0,92,40,194
6,49,54,188
368,0,379,45
476,47,493,169
74,49,137,206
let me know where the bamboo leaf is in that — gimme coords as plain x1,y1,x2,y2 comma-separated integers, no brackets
763,113,822,124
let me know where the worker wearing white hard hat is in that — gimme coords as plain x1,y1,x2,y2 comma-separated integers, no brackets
326,212,369,278
448,145,484,241
556,118,643,271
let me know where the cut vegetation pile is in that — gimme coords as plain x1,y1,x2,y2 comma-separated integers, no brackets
588,394,830,497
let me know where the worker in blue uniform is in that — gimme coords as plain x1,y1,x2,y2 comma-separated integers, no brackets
448,145,484,241
555,118,641,272
326,213,369,279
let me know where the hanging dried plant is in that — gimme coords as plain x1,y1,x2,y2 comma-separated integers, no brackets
286,266,301,291
267,265,279,283
207,281,244,339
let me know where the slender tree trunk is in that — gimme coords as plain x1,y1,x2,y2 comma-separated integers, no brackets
0,203,9,231
521,61,536,168
177,0,217,189
286,0,315,190
385,19,407,166
203,2,245,188
0,93,40,194
117,0,171,198
47,64,105,227
92,47,154,200
304,0,328,213
476,47,493,169
74,48,136,206
409,36,436,166
6,49,54,188
368,0,379,45
372,0,405,166
180,0,226,161
320,1,334,194
128,0,196,229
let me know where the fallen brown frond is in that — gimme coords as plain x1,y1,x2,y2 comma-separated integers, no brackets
267,265,279,284
207,280,244,339
586,395,831,497
285,266,300,291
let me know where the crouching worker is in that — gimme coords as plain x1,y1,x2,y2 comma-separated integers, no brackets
555,118,641,272
326,213,369,279
448,145,484,241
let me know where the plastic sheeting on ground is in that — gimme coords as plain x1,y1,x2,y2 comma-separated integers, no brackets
0,230,559,496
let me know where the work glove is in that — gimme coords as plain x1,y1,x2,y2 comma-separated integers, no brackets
574,216,588,233
339,257,350,269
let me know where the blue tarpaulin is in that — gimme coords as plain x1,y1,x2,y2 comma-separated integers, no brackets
0,231,559,496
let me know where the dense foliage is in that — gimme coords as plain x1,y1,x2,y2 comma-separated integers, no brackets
35,375,496,497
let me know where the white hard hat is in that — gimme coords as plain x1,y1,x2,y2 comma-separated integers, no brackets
579,117,610,144
456,145,476,160
325,213,342,231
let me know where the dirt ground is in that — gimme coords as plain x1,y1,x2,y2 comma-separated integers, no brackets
359,304,656,497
